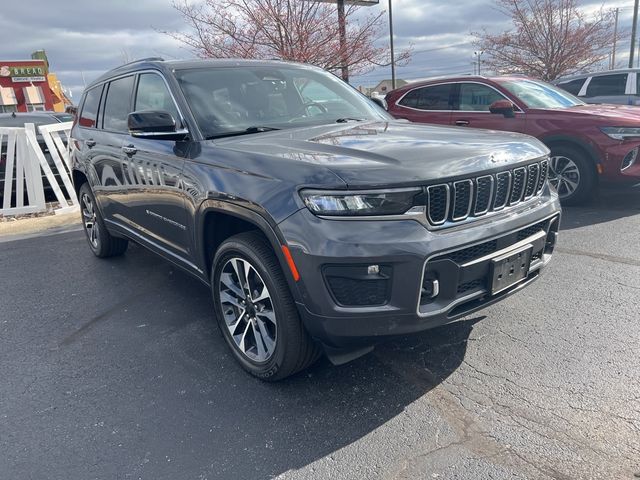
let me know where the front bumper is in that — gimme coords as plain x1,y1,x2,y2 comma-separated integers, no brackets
599,140,640,182
279,189,561,347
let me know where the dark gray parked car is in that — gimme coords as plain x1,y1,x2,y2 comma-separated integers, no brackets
70,58,561,380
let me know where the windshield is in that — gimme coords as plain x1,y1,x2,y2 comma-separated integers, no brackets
497,79,585,109
175,65,391,139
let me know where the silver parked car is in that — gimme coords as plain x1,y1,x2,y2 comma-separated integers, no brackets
554,69,640,105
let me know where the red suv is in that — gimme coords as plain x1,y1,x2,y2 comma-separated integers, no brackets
386,76,640,204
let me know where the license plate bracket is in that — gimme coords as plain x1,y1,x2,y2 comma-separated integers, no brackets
490,244,533,295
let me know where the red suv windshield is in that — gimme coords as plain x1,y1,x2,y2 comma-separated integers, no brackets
497,79,584,109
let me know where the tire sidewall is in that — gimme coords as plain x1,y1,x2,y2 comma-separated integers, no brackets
79,183,106,256
211,240,288,379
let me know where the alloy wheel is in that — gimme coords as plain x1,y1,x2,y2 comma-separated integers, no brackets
549,155,581,199
81,193,100,249
218,257,277,363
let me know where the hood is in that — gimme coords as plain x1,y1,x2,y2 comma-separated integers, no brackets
534,104,640,123
213,121,549,187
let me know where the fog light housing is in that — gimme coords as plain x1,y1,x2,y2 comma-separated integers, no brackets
622,147,638,171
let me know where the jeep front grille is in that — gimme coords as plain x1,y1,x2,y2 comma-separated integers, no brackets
426,159,548,227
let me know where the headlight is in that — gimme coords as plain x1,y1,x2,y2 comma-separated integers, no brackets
300,188,421,216
600,127,640,140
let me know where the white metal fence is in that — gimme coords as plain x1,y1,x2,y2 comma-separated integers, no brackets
0,121,77,216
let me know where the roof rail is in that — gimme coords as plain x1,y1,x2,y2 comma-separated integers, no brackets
118,57,165,68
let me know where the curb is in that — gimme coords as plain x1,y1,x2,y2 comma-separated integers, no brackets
0,210,81,239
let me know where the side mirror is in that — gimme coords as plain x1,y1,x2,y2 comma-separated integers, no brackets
489,100,516,118
371,97,388,111
128,110,188,140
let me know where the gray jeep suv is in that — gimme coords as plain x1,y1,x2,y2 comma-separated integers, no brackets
70,58,561,380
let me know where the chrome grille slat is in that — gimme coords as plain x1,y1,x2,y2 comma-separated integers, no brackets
426,159,549,228
474,175,494,215
451,180,473,221
493,171,511,210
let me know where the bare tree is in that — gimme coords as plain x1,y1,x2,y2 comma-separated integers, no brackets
473,0,619,80
168,0,409,79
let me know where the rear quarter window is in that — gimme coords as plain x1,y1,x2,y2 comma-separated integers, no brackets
556,78,585,96
79,86,103,128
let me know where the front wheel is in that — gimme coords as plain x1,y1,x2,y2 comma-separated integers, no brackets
548,145,597,205
211,232,320,381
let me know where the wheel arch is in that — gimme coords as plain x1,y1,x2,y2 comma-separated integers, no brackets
539,134,600,173
196,200,302,300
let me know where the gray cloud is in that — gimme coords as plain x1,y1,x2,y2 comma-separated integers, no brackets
0,0,635,99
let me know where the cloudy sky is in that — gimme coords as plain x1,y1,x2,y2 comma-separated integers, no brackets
0,0,637,100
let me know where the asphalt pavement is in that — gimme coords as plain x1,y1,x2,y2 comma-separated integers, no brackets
1,187,639,480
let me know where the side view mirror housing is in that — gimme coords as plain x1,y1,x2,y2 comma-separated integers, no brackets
489,100,516,118
370,96,388,111
128,110,188,140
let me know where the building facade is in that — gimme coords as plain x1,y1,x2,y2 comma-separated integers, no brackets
0,60,57,113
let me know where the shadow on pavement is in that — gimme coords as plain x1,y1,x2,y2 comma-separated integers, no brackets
1,230,481,480
560,184,640,231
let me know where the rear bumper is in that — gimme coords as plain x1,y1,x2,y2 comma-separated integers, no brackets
278,189,561,347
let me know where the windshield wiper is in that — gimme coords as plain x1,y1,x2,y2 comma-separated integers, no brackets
335,118,365,123
205,126,281,140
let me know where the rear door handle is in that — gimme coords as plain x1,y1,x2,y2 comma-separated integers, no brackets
85,139,96,148
122,145,137,156
454,120,470,126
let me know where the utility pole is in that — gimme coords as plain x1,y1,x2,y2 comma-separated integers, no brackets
630,0,639,68
337,0,349,81
474,51,483,75
318,0,378,83
389,0,396,89
612,7,619,69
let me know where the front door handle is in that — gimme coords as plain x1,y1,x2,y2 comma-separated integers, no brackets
454,120,470,126
86,139,96,148
122,145,137,156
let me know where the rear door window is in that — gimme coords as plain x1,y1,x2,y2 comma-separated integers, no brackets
556,78,585,96
399,84,454,110
102,75,135,132
79,86,103,128
585,73,627,97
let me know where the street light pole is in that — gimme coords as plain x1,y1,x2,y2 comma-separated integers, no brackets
630,0,639,68
389,0,396,90
611,7,619,69
337,0,349,81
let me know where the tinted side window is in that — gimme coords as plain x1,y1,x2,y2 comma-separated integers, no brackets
103,75,135,132
398,89,420,108
399,85,453,110
79,86,102,128
135,73,180,123
557,78,585,96
458,83,505,111
585,74,627,97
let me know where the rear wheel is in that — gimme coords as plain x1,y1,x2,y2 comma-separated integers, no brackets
548,145,597,205
79,183,128,258
211,231,320,381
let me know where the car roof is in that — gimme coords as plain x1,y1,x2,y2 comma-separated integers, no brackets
85,57,320,91
0,112,61,127
391,75,537,92
555,68,640,83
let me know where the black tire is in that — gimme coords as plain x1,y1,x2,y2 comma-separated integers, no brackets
547,144,597,205
211,231,321,381
78,183,128,258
